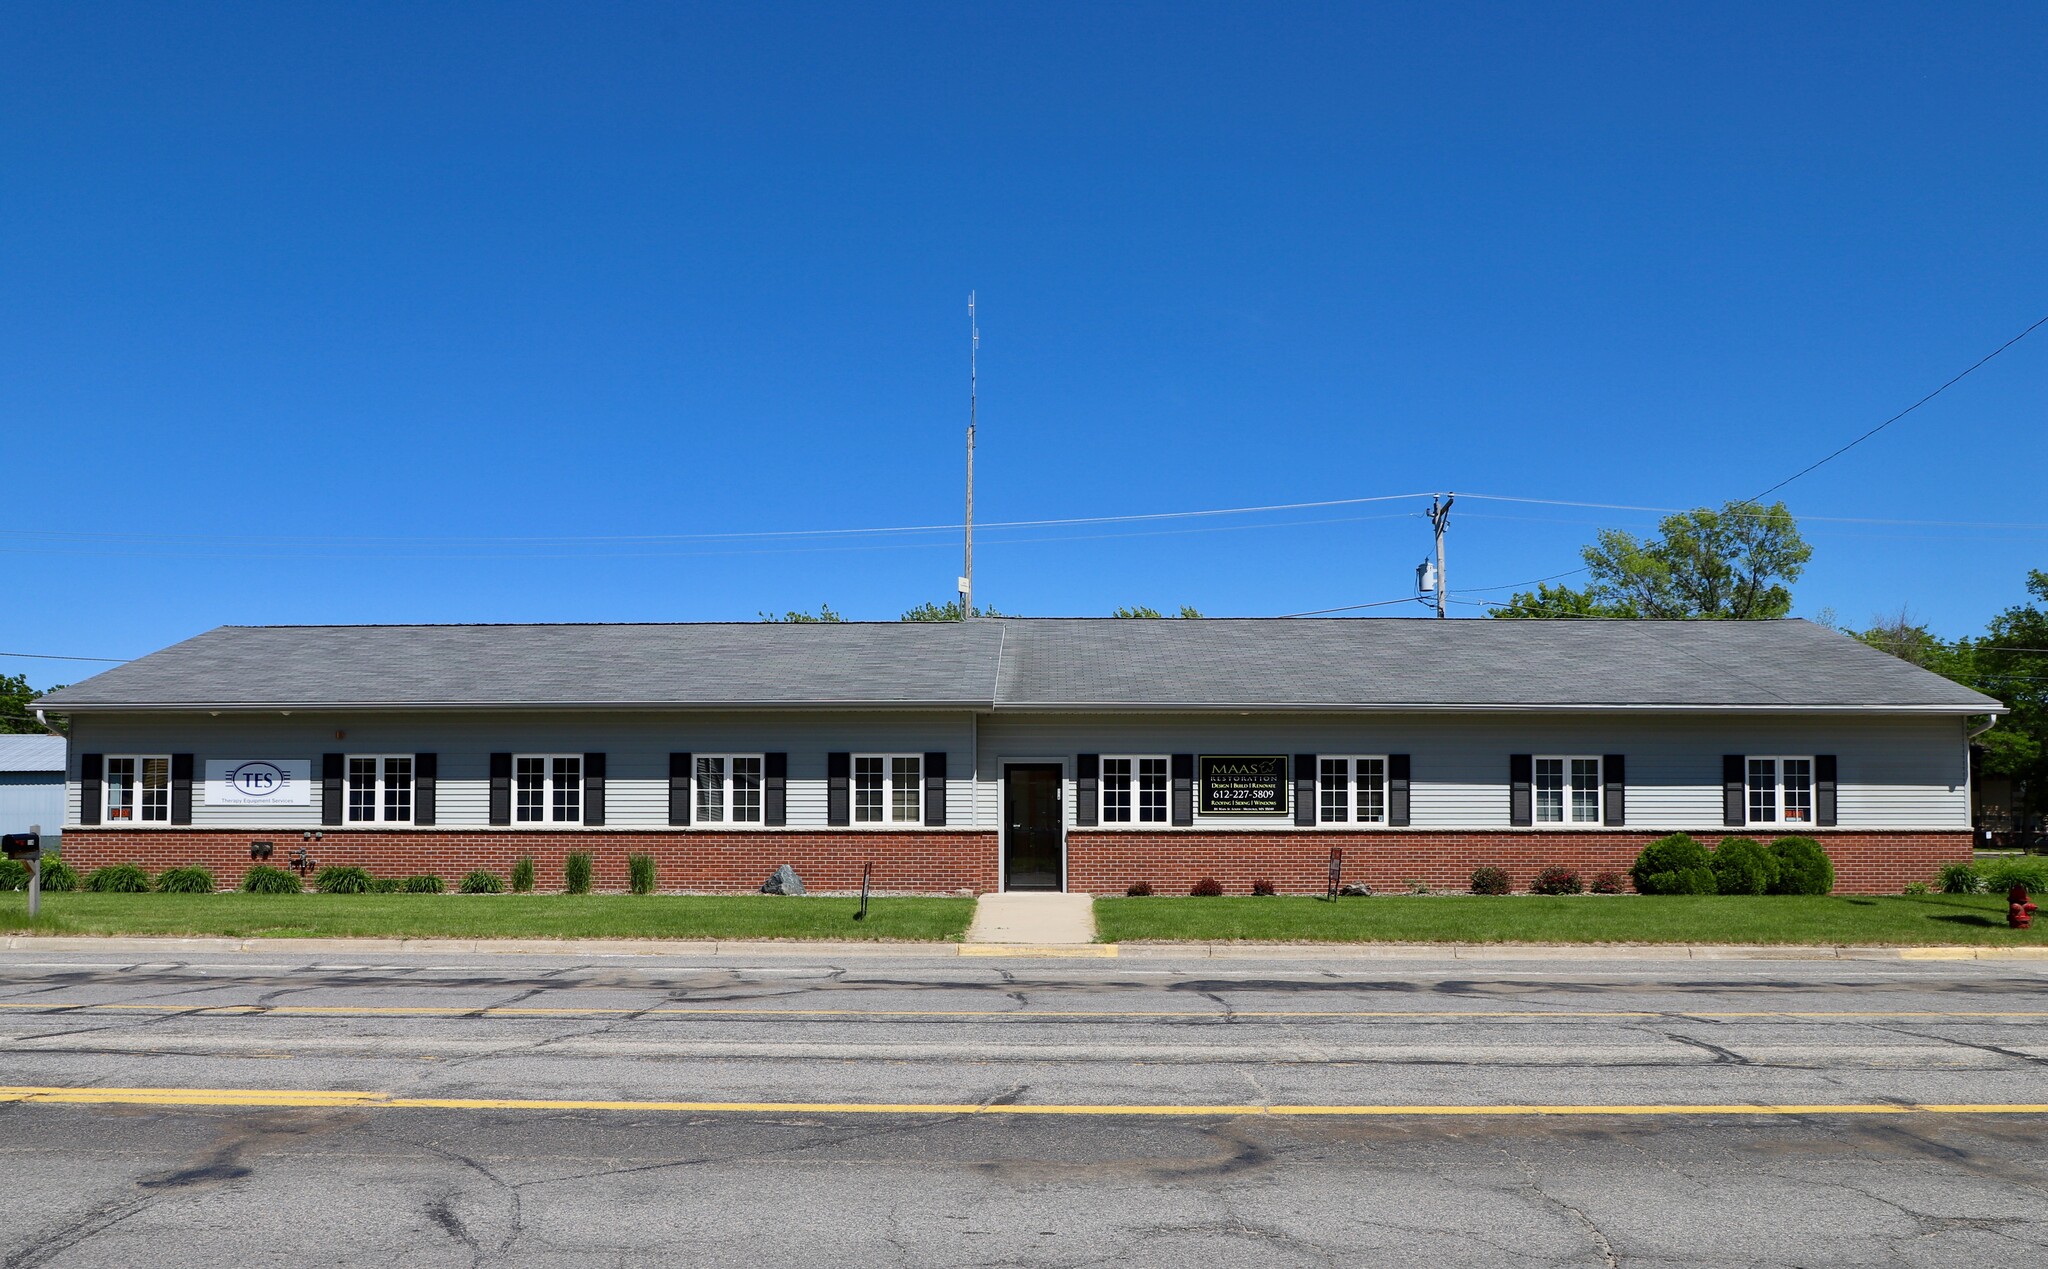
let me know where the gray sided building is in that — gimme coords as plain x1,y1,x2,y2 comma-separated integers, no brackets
31,619,2000,895
0,734,66,850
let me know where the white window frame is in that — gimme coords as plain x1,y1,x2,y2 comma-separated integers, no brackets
103,754,171,824
1316,756,1388,827
1533,754,1603,826
346,754,414,825
1101,754,1169,824
514,753,583,824
695,753,765,826
852,752,923,825
1746,755,1815,827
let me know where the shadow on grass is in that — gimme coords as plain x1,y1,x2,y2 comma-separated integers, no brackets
1928,913,2005,928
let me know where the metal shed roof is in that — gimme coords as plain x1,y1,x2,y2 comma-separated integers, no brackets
0,735,66,772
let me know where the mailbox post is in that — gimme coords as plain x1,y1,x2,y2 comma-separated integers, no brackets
3,826,42,920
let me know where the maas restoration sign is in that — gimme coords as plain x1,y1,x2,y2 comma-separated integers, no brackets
1198,754,1288,816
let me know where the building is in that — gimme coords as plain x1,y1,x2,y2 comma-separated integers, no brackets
30,618,2002,895
0,734,67,850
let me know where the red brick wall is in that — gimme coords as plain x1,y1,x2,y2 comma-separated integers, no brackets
1067,828,1972,896
56,829,1000,894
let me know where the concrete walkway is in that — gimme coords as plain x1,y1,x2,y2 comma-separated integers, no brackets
963,891,1098,945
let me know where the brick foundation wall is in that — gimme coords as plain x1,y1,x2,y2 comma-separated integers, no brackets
1066,829,1973,897
55,829,1001,894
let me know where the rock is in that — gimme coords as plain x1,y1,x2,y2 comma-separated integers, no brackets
1340,882,1373,897
759,865,805,896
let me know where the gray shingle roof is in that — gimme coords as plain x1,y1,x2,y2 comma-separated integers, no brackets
30,618,2002,713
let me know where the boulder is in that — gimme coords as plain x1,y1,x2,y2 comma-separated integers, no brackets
1339,882,1373,897
759,864,805,896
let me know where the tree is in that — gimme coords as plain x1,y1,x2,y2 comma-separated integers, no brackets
901,599,1006,622
1,673,65,735
1111,605,1204,618
1492,500,1810,619
759,604,843,623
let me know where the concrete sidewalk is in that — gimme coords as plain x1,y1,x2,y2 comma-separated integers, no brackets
964,891,1097,945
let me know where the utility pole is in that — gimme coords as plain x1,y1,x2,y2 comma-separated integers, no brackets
1428,493,1453,618
960,293,977,618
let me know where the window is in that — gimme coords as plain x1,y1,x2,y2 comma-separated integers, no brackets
1534,756,1602,825
1102,756,1169,824
1317,757,1387,825
853,753,922,824
695,754,764,824
104,755,170,823
346,755,413,824
1746,756,1814,825
515,754,582,823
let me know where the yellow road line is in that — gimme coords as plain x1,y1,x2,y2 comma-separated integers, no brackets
0,1002,2045,1021
1,1085,2046,1117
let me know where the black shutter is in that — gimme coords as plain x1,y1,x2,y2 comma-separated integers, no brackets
489,752,512,826
923,752,947,826
1294,754,1317,827
323,753,344,827
668,753,692,826
79,753,103,825
764,752,787,826
414,753,437,826
1508,753,1532,827
827,752,851,826
1723,754,1746,827
583,752,606,826
1075,754,1099,827
1602,753,1626,827
1388,753,1411,827
170,753,194,825
1171,753,1194,826
1815,754,1838,827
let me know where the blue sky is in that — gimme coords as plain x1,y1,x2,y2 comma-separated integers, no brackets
5,2,2045,689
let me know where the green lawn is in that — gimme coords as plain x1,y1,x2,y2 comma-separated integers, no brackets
0,893,976,942
1093,894,2041,946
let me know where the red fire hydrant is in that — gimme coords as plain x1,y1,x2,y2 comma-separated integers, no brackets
2010,886,2038,931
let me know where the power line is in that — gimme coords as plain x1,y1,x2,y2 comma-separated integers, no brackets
1279,596,1429,618
0,651,126,663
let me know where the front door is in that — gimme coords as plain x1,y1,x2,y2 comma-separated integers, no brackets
1003,763,1064,891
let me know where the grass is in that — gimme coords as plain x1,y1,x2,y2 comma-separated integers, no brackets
1093,894,2042,946
0,893,976,942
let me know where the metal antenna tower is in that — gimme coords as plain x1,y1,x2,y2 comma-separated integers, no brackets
960,293,978,617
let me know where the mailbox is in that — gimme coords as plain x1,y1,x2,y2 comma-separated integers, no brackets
2,832,41,860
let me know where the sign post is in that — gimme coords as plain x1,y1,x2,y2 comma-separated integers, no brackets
1326,847,1343,902
855,861,873,921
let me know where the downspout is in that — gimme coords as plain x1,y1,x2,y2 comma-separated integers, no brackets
1966,714,1999,742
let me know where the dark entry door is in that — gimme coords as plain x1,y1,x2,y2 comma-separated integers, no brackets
1004,764,1064,890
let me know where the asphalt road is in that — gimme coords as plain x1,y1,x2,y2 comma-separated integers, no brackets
1,947,2046,1267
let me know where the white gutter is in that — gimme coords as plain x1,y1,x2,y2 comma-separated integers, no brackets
1967,714,2000,741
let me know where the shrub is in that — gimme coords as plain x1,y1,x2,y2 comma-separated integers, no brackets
1710,837,1778,897
240,865,301,894
1980,857,2048,895
1903,881,1930,895
84,863,151,893
1469,867,1511,895
1405,879,1430,895
1590,870,1627,895
1767,837,1835,896
1251,878,1276,897
402,874,445,894
460,870,505,894
0,860,27,890
155,866,214,894
1631,833,1716,895
371,876,406,893
1190,876,1223,897
1125,880,1154,897
1938,861,1982,894
314,865,374,895
39,859,77,891
565,852,594,895
511,857,536,893
628,854,656,895
1530,865,1582,896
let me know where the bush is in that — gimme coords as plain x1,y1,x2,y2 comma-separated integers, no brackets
1980,857,2048,895
39,859,77,891
155,866,214,894
84,863,151,893
511,857,536,893
1470,867,1511,895
1190,876,1223,897
1710,837,1778,897
371,876,406,893
628,854,656,895
1938,861,1982,894
1590,870,1627,895
564,853,594,894
402,874,445,894
240,865,301,894
1903,881,1930,895
314,865,374,895
1767,837,1835,896
0,860,27,890
1405,879,1430,895
1125,881,1153,897
1530,865,1582,896
1631,833,1716,895
460,870,505,894
1251,878,1276,897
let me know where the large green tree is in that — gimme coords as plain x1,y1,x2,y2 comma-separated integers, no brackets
759,604,843,623
1493,500,1811,619
1111,605,1203,619
901,600,1005,621
1,673,65,735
